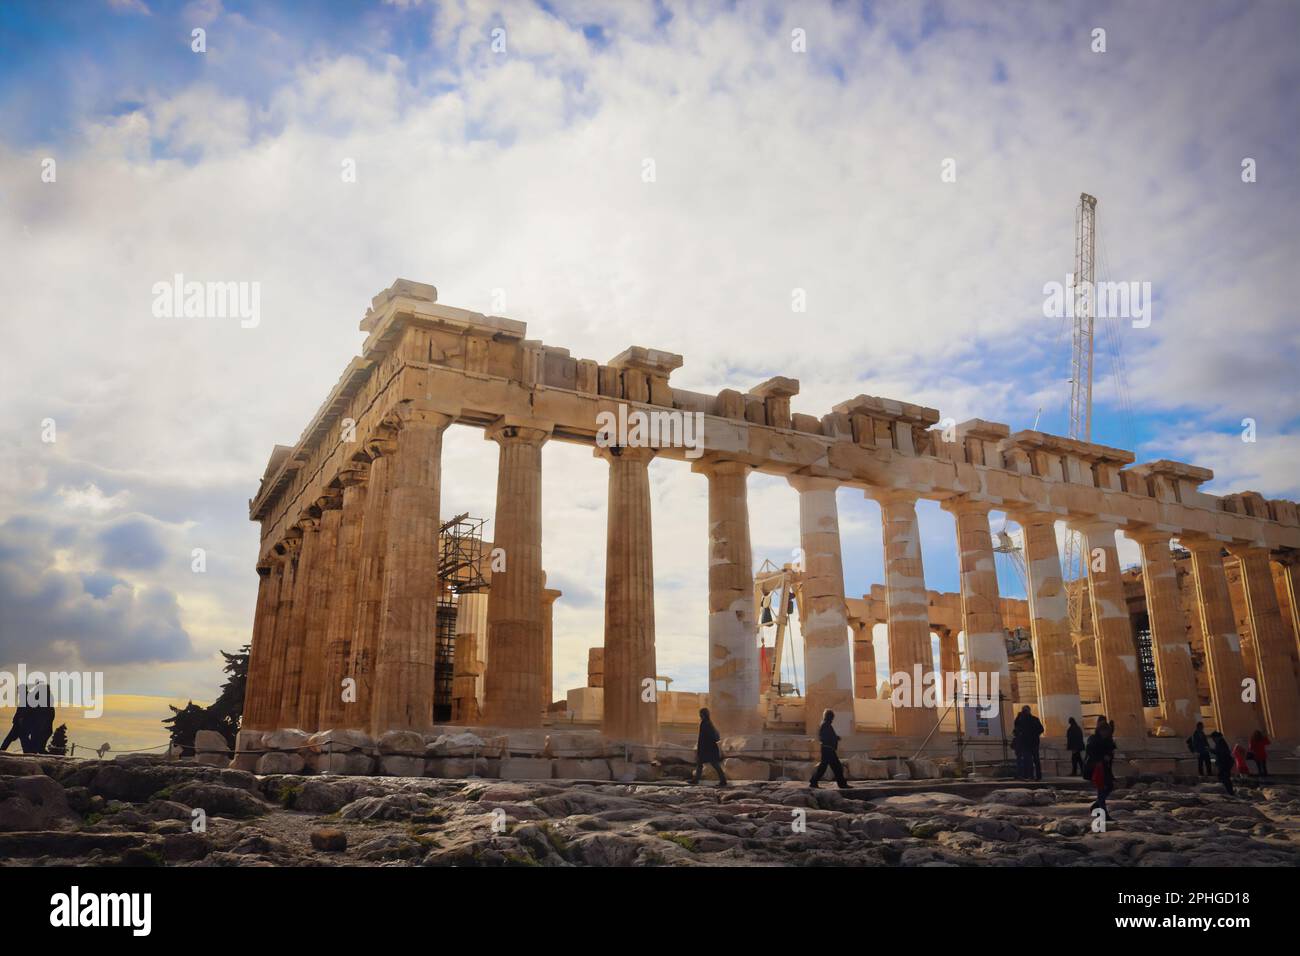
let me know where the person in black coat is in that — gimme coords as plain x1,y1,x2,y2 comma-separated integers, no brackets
809,709,850,789
1084,715,1117,821
24,682,55,755
1210,731,1235,796
0,685,30,752
1013,706,1045,780
1189,722,1212,777
690,708,727,786
1066,717,1085,777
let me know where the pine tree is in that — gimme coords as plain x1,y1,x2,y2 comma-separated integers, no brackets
47,723,68,756
162,644,249,754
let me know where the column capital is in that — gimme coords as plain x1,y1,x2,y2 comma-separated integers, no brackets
485,416,553,447
294,510,321,532
863,486,920,506
1126,526,1176,547
256,562,272,576
363,427,399,460
315,489,343,512
391,401,458,430
279,531,303,556
787,473,839,494
1068,516,1122,536
338,461,371,487
690,456,750,478
939,494,994,516
1223,541,1269,559
1005,508,1062,527
594,444,656,464
1179,533,1229,555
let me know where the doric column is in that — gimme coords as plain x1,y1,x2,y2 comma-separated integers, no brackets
1009,512,1082,737
318,463,369,730
347,432,395,730
263,532,301,728
241,559,281,731
1226,544,1300,741
693,457,761,733
278,514,321,728
541,584,561,714
1130,529,1199,737
298,491,342,732
788,475,853,737
1276,553,1300,662
1073,520,1146,742
852,619,877,699
451,591,489,723
868,489,934,738
942,497,1012,735
1183,537,1254,741
371,407,454,736
598,445,658,743
482,419,551,728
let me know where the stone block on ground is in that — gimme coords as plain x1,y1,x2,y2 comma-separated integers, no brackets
310,752,375,775
722,757,771,781
264,729,310,751
379,754,426,777
499,758,554,781
554,758,612,780
310,828,348,852
308,729,374,754
846,756,890,780
425,757,491,778
607,759,661,782
379,730,427,755
256,752,306,775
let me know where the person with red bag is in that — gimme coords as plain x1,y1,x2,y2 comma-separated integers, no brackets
1083,716,1116,823
1247,730,1271,779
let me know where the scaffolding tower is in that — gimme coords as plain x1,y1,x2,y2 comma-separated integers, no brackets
433,513,489,721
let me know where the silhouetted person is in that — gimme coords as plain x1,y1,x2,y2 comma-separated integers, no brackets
809,709,849,789
690,707,727,787
1211,731,1234,795
1084,715,1116,822
1248,730,1270,779
1,684,30,752
1014,706,1044,780
24,682,55,754
1189,722,1211,777
1066,717,1085,777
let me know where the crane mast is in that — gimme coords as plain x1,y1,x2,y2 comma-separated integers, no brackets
1063,193,1097,632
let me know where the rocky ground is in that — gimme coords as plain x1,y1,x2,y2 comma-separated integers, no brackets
2,752,1298,867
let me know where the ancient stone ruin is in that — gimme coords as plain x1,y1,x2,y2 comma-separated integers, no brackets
236,278,1300,780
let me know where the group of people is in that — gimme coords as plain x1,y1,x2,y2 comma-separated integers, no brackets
1187,723,1270,795
1,682,57,755
690,707,852,790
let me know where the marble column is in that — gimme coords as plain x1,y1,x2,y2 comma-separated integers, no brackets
852,619,877,699
541,585,561,714
371,407,453,736
788,476,853,737
1075,520,1146,742
598,445,658,743
694,458,761,733
1183,538,1254,741
869,489,935,738
298,493,341,732
1010,512,1082,737
348,433,395,730
1277,554,1300,662
1226,544,1300,741
318,463,369,730
263,533,301,728
242,559,281,731
278,514,321,728
451,590,489,723
482,420,550,728
1130,530,1199,736
942,497,1012,735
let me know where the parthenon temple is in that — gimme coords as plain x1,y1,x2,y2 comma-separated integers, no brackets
237,279,1300,777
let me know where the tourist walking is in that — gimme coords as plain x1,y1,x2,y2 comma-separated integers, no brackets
1013,706,1044,780
1188,722,1212,777
1247,730,1270,779
809,709,850,789
1066,716,1085,778
1084,716,1116,822
689,707,727,787
1211,731,1235,795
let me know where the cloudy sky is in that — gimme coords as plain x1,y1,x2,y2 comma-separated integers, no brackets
1,0,1296,750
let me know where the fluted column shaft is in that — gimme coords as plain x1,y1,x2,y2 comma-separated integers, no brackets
853,620,877,699
871,490,934,737
348,439,394,730
1185,539,1254,741
482,422,550,728
263,535,300,728
1278,557,1300,662
1075,521,1146,741
278,518,321,728
1227,545,1300,741
242,560,281,730
1012,513,1082,737
371,409,453,735
1131,530,1199,736
541,587,561,714
696,458,761,733
788,476,853,737
599,446,658,743
451,591,489,723
299,499,341,731
944,498,1012,735
318,465,369,729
